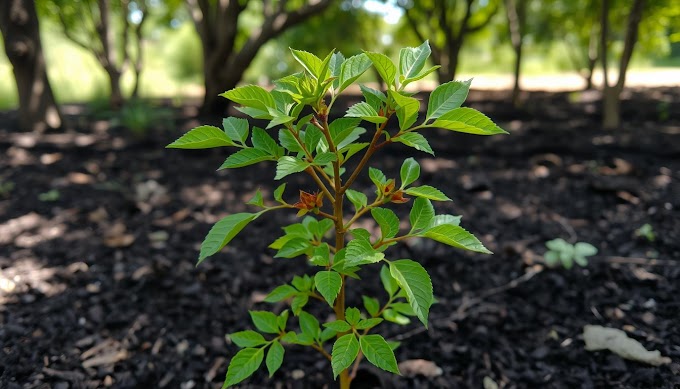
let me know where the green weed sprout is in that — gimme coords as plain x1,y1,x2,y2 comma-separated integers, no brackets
544,238,598,269
168,41,506,388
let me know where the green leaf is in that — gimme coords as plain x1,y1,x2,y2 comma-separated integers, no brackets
371,208,400,240
336,127,366,150
346,189,367,211
339,53,372,92
365,51,397,87
313,152,337,165
400,157,420,188
360,335,400,374
362,296,380,317
360,84,386,110
346,102,387,124
423,224,492,254
249,311,280,334
380,265,398,296
575,242,598,256
223,347,264,387
304,125,323,153
331,334,360,378
403,65,440,85
345,238,384,266
340,142,369,164
329,118,361,142
274,183,286,203
383,309,410,325
279,128,302,152
199,213,258,263
246,189,264,207
574,255,589,267
390,302,416,316
409,198,434,232
320,328,338,342
345,307,361,325
426,79,471,120
394,132,434,155
429,214,461,227
404,186,451,201
432,107,507,135
229,331,267,348
369,167,387,187
291,294,308,315
275,237,313,258
275,156,310,180
221,85,275,113
298,311,320,339
356,318,383,330
389,259,433,327
544,251,559,267
266,341,284,377
399,40,431,80
277,310,289,331
252,127,282,157
329,52,345,89
324,320,352,333
389,90,420,130
314,271,342,306
219,148,273,169
310,244,331,266
264,284,298,303
167,125,235,149
290,49,323,79
223,117,249,145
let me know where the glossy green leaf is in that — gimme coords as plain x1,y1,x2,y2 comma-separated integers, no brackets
432,107,507,135
399,40,431,80
409,198,434,232
404,185,451,201
199,213,258,263
167,125,234,149
223,347,264,388
423,224,492,254
223,117,249,145
394,132,434,155
266,341,284,377
291,294,308,315
264,284,298,303
369,167,387,187
339,53,372,92
400,157,420,188
221,85,275,113
346,102,387,124
298,311,320,339
273,183,286,203
290,49,323,78
278,310,289,331
360,84,386,110
371,208,400,239
252,127,282,157
246,189,264,207
324,320,352,333
389,259,433,327
356,318,383,330
329,52,345,89
275,156,310,180
429,214,461,227
314,271,342,306
219,148,274,169
331,334,359,378
362,296,380,317
346,189,368,211
389,90,419,130
380,265,399,296
229,331,267,348
426,79,471,120
279,129,302,152
275,237,313,258
345,237,384,266
365,51,397,87
345,307,361,325
403,65,440,85
360,334,400,374
249,311,280,334
313,152,337,165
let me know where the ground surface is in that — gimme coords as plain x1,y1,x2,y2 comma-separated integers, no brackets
0,88,679,389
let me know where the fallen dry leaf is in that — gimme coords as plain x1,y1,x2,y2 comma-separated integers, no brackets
398,359,443,378
583,325,671,366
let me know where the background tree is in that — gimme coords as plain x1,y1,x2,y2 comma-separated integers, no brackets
399,0,499,83
41,0,150,108
0,0,62,131
600,0,645,129
185,0,333,114
503,0,526,106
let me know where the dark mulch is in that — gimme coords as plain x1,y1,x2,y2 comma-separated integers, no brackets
1,88,679,389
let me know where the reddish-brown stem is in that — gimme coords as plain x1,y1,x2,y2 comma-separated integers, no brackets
312,344,332,361
341,118,391,193
304,166,334,203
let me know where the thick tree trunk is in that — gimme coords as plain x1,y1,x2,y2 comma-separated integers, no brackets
105,66,124,109
602,87,622,129
0,0,62,132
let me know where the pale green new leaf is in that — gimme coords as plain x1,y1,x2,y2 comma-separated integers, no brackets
409,198,434,232
362,296,380,317
432,107,507,135
314,271,342,306
371,208,400,239
266,341,284,377
329,52,345,89
389,259,433,327
249,311,280,334
365,52,397,87
199,213,258,263
429,214,461,227
219,148,274,169
355,318,383,330
360,334,400,374
404,186,451,201
275,156,310,180
221,85,275,113
360,84,386,110
380,265,399,296
399,40,431,80
346,189,368,211
346,102,387,124
400,157,420,188
389,90,419,130
273,183,286,203
403,65,440,85
290,49,323,79
394,132,434,155
229,331,267,348
426,79,471,120
223,117,249,145
345,238,384,266
339,53,372,92
167,125,235,149
331,334,360,378
264,284,298,303
223,347,264,388
423,224,492,254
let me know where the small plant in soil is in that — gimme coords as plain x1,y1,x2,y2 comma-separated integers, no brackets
544,238,598,269
635,223,656,242
168,41,506,388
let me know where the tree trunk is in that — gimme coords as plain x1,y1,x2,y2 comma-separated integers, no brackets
505,0,525,107
105,66,124,109
0,0,62,132
602,87,621,129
